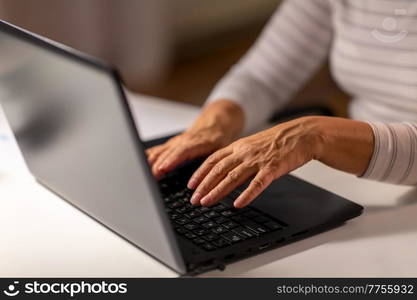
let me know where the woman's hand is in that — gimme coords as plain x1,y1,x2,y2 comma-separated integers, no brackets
146,100,244,179
188,116,374,208
147,127,229,179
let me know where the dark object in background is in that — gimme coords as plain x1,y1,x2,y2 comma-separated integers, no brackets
270,105,335,124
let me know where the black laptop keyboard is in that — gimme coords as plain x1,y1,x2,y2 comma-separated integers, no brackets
160,179,287,252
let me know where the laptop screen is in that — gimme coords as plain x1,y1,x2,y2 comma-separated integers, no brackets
0,22,185,273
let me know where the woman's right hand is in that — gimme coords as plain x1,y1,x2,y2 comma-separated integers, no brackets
146,100,244,179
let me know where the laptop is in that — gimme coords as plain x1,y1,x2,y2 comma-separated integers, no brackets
0,20,363,275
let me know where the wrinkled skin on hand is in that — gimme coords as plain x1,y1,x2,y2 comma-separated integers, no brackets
146,127,228,180
147,109,374,209
187,117,321,208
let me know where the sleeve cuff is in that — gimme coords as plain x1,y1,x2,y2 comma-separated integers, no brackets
361,122,417,185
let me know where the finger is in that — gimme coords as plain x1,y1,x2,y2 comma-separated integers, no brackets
187,148,231,189
145,145,162,158
190,155,240,205
233,169,276,208
199,165,256,207
146,145,167,166
157,143,210,175
152,149,172,178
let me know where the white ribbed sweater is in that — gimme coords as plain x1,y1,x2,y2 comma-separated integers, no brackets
207,0,417,185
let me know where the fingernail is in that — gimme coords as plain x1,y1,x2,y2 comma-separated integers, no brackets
200,195,212,206
187,178,196,189
234,198,243,208
158,163,166,171
190,192,201,205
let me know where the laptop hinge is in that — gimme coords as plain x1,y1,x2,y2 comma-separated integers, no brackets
186,260,226,276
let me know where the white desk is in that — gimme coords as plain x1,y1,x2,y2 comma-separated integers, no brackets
1,92,416,277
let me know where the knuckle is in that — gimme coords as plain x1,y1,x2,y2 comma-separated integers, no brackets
212,164,225,176
178,144,191,153
146,147,160,156
227,170,240,181
252,178,265,190
163,155,174,164
262,169,274,181
212,149,225,159
236,143,253,153
205,159,217,168
145,149,152,156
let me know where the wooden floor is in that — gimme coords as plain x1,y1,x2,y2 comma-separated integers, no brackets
135,33,350,118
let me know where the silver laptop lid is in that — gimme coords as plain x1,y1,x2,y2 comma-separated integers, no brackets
0,20,186,274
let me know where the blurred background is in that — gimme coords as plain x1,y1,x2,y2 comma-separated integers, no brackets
0,0,349,116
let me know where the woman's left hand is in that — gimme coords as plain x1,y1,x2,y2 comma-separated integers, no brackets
187,116,374,208
187,117,323,208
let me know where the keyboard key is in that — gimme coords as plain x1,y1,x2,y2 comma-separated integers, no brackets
211,226,228,234
236,207,250,213
203,233,219,241
214,216,228,224
183,203,194,210
212,238,230,248
169,201,184,209
251,225,268,234
202,243,217,251
231,215,248,223
196,207,210,213
184,223,200,231
160,182,169,190
164,196,173,203
264,221,283,231
223,221,239,229
204,211,220,219
175,206,188,214
252,215,272,224
229,207,246,215
175,218,189,225
193,216,209,224
212,203,229,212
221,210,236,217
185,232,197,239
221,232,243,243
184,188,193,197
177,198,188,205
193,228,209,236
241,220,269,234
176,227,188,234
173,191,185,199
232,226,257,239
185,211,200,219
202,221,217,229
193,237,205,245
170,213,181,220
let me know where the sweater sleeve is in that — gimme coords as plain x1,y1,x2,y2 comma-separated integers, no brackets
362,122,417,185
205,0,333,132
